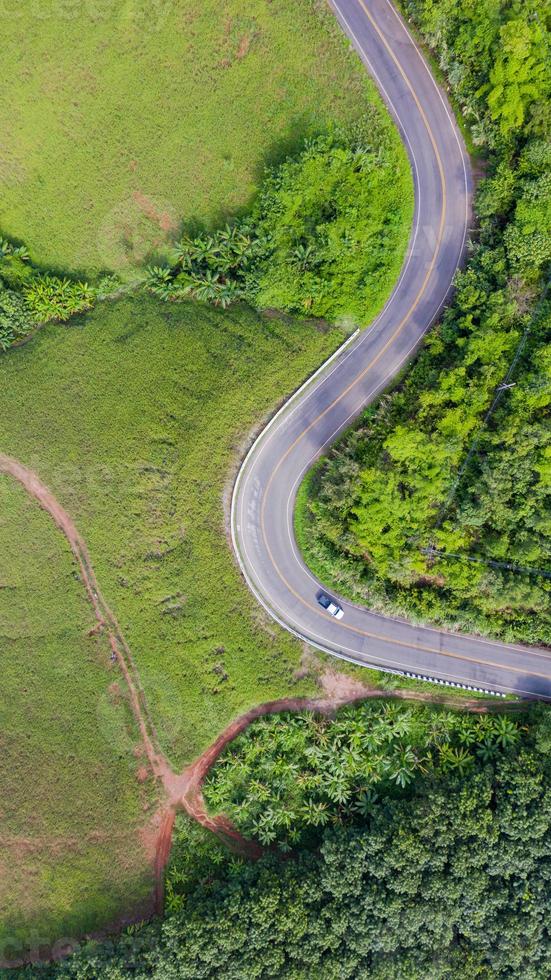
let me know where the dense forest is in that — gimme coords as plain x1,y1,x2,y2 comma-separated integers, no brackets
15,698,551,979
300,0,550,643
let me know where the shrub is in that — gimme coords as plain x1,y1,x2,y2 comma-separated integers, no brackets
0,237,97,350
146,121,412,324
0,288,35,350
248,125,412,323
24,275,95,323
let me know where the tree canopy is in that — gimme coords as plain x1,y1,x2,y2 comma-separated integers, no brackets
18,702,551,980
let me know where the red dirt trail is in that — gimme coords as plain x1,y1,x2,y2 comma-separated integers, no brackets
0,453,526,928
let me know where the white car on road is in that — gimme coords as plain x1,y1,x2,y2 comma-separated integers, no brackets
317,592,344,619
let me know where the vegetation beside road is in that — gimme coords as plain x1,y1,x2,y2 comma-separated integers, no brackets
299,0,551,644
147,123,412,326
18,699,551,979
0,476,155,964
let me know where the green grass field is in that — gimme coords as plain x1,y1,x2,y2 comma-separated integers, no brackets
1,0,414,954
1,0,383,275
0,475,156,963
0,296,346,767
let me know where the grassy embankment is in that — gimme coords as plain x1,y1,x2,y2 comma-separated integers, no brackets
0,298,342,767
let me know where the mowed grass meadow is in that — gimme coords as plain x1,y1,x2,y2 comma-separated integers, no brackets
0,476,156,962
0,297,344,767
1,0,382,275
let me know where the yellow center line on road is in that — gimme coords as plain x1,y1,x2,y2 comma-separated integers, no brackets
252,0,551,683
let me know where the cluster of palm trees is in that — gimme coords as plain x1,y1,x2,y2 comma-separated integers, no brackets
1,236,94,353
204,702,523,847
145,223,261,309
25,275,94,322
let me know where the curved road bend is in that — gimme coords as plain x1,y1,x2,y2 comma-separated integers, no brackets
231,0,551,699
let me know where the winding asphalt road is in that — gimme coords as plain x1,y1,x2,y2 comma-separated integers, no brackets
231,0,551,700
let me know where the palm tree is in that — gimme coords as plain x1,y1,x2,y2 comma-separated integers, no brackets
391,713,415,740
216,280,244,309
457,720,479,747
196,236,220,265
275,806,296,830
171,236,196,268
144,265,173,299
360,754,385,784
490,715,520,749
300,799,330,828
439,745,474,775
363,729,385,754
326,778,351,805
172,234,218,269
354,789,379,818
191,270,221,303
291,242,317,271
217,223,239,246
254,819,276,846
387,746,417,788
477,736,499,764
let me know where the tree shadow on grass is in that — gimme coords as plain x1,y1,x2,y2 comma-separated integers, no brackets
153,113,327,255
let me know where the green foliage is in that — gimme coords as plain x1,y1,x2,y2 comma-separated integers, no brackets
505,169,551,276
0,288,34,350
248,124,412,323
21,703,551,980
483,17,551,137
164,819,246,918
300,1,551,643
0,254,34,290
147,123,412,325
204,701,523,848
0,237,95,348
145,224,258,308
403,0,551,147
24,276,95,323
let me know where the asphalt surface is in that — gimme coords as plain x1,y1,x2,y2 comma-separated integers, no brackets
231,0,551,699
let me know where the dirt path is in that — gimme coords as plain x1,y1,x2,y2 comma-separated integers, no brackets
0,453,529,926
0,454,177,908
0,454,163,768
175,681,526,856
